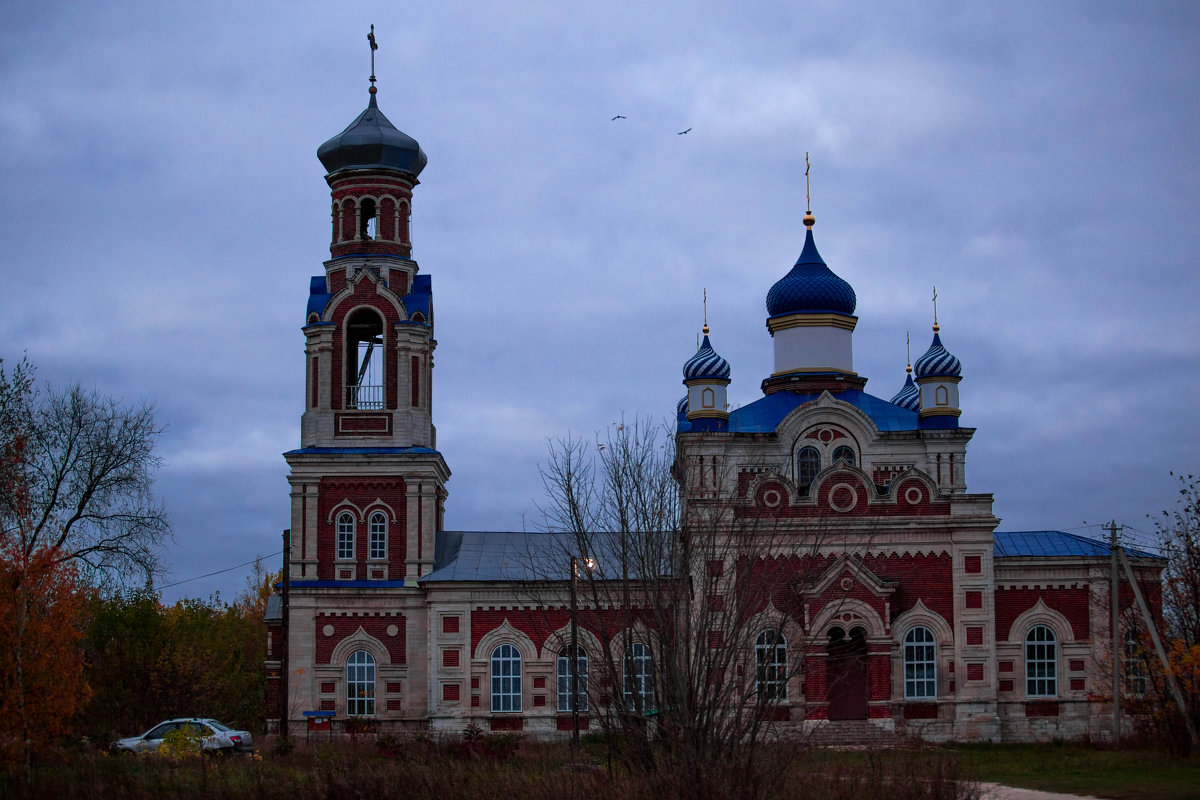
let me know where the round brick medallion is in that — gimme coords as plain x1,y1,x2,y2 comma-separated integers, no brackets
387,624,399,637
904,486,923,505
323,624,335,637
829,483,857,513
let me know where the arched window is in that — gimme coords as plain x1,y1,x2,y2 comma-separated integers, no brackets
346,308,385,410
936,386,949,406
701,387,715,409
346,650,376,716
491,644,522,712
557,644,588,712
831,446,856,467
623,642,655,713
336,512,355,560
1025,625,1057,697
368,512,387,560
359,197,378,240
903,626,937,699
797,446,820,491
755,629,788,701
1123,626,1147,696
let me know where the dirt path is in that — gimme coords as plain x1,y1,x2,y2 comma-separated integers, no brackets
977,783,1105,800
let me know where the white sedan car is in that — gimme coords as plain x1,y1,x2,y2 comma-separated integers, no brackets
111,718,254,755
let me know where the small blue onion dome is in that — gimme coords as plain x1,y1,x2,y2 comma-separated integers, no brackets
318,93,428,177
913,327,962,379
677,396,689,416
766,228,856,317
682,331,731,382
890,367,919,411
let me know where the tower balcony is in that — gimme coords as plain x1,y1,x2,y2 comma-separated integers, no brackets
346,383,384,410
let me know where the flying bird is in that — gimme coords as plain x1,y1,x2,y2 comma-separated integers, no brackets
677,127,692,135
611,115,626,120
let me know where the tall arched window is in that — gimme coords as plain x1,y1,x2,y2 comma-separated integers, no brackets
623,642,655,713
831,446,856,467
557,644,588,712
346,650,376,716
491,644,522,712
336,512,355,560
368,512,387,560
1025,625,1057,697
796,446,820,491
903,626,937,699
346,308,385,410
755,629,788,701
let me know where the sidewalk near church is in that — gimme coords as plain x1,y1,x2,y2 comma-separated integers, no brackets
978,784,1104,800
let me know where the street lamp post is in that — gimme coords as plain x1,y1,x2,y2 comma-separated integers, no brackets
570,555,596,752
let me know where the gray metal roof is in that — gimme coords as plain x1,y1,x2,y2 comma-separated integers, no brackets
420,530,663,583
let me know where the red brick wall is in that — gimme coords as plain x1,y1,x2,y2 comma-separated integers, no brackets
314,612,405,664
738,472,950,519
994,586,1090,641
470,606,651,658
316,476,407,580
744,552,953,626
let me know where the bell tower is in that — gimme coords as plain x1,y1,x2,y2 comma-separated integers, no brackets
285,64,449,587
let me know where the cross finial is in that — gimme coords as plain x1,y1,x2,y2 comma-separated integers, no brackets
906,331,912,368
368,24,378,93
805,152,811,214
702,289,709,335
803,152,815,229
932,286,940,331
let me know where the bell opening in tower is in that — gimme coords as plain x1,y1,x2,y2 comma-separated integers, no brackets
360,198,378,241
346,308,384,409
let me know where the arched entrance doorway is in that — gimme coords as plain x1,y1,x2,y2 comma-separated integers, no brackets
826,625,868,720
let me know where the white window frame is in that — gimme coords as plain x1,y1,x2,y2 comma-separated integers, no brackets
368,512,387,560
1025,624,1057,698
336,512,355,560
557,644,588,712
491,644,522,713
346,650,376,716
755,629,788,702
903,626,937,699
623,642,655,713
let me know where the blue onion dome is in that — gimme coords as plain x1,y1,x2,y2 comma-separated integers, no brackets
677,396,689,416
318,92,428,177
766,227,856,317
913,327,962,379
890,367,920,411
682,329,731,382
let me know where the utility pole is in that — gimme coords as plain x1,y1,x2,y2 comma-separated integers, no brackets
1109,520,1121,742
280,528,291,739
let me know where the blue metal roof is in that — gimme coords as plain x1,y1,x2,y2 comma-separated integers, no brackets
682,334,731,382
307,276,332,320
708,388,919,434
994,530,1161,559
765,229,856,317
403,273,432,320
913,330,962,379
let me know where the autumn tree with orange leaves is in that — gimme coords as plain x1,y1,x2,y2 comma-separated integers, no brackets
0,357,167,777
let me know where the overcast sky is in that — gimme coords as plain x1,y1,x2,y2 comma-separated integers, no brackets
2,1,1197,603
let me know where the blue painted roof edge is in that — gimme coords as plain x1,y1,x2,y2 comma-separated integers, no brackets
285,446,442,456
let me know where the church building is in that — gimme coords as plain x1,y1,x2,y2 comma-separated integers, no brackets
265,73,1163,743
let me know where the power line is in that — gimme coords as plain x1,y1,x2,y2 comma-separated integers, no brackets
157,550,283,591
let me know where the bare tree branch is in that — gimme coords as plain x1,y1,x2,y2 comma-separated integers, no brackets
0,365,170,588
